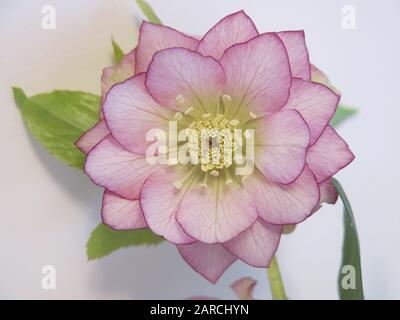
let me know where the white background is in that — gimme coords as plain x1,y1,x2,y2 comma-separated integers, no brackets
0,0,399,299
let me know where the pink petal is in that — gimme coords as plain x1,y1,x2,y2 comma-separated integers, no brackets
220,33,291,116
140,168,195,244
277,31,311,81
135,22,198,73
283,78,339,145
197,10,258,60
177,242,237,284
176,181,257,244
255,110,310,184
243,166,320,224
231,277,257,300
103,73,168,155
101,190,147,230
75,120,109,154
145,48,226,114
223,219,282,267
311,64,341,95
319,178,338,205
84,136,156,200
306,126,355,183
101,48,136,103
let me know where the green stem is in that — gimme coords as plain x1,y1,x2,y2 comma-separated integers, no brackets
267,256,288,300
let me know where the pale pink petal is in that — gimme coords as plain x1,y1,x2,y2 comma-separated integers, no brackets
223,220,282,267
145,48,226,114
84,136,156,200
220,33,291,116
311,64,341,95
177,242,237,284
140,168,195,244
255,110,310,184
101,48,136,102
319,178,338,205
283,78,339,145
135,22,198,73
197,10,258,60
101,190,147,230
75,120,109,154
278,31,311,81
176,181,257,244
243,166,320,224
306,126,355,183
103,73,168,155
231,277,257,300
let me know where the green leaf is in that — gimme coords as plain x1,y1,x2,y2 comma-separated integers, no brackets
136,0,162,24
87,224,164,260
112,38,124,63
13,87,27,107
333,178,364,300
13,87,100,169
330,105,358,128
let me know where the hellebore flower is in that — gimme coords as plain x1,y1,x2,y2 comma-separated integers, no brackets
77,11,354,283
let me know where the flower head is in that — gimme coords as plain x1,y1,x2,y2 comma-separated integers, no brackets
77,11,354,283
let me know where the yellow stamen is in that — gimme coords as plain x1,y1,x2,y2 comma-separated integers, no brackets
176,94,185,105
184,106,194,115
200,174,208,188
249,111,257,119
174,112,183,120
174,180,183,189
187,114,239,172
210,170,220,177
225,170,234,185
222,94,232,103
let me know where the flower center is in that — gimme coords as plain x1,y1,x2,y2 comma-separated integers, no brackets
187,114,241,174
170,94,256,189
